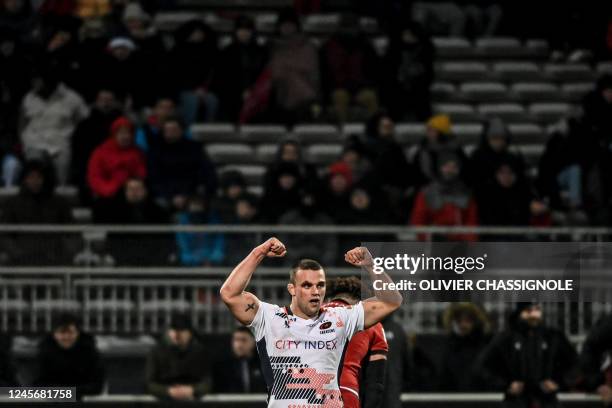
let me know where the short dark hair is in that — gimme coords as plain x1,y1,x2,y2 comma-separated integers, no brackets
52,313,80,331
326,276,362,301
233,326,254,338
289,259,322,284
170,312,192,331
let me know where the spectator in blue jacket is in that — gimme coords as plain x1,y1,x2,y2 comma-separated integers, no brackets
176,196,224,266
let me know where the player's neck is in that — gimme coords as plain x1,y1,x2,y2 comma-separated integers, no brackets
289,300,318,320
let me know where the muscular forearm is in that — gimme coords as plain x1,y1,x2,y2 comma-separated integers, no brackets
366,264,403,306
220,248,265,300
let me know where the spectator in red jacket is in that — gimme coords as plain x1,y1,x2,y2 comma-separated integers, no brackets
410,152,478,241
87,116,146,200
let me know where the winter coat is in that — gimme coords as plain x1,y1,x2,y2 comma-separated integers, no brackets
145,334,211,399
87,118,146,198
35,332,105,399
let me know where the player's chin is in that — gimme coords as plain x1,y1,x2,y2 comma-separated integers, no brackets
308,299,321,310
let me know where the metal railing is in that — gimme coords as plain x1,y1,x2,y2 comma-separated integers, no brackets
1,224,611,335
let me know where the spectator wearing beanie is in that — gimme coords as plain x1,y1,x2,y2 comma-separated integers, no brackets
214,16,267,122
323,161,353,221
468,117,525,193
410,152,478,241
87,116,146,200
413,114,468,187
477,303,577,408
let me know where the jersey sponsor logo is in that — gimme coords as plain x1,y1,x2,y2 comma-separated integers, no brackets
275,339,338,350
319,321,332,330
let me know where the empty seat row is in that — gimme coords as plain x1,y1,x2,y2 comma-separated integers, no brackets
436,62,597,82
433,102,578,123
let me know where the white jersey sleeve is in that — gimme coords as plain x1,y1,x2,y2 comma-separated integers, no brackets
247,301,276,341
336,301,365,341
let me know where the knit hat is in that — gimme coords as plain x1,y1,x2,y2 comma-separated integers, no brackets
486,117,508,139
427,114,451,135
122,2,150,23
108,36,136,51
329,162,353,186
110,116,134,136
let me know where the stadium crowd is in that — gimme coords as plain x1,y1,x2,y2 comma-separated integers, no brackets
0,1,612,267
0,305,611,406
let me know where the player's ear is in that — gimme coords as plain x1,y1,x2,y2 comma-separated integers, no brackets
287,283,295,297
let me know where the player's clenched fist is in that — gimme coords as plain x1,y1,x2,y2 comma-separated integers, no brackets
345,247,373,267
257,237,287,257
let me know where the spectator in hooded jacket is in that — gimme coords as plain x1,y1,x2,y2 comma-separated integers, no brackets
269,8,320,125
215,16,267,122
168,19,219,124
365,112,416,222
578,314,612,405
147,116,217,211
262,137,319,195
20,65,89,185
381,21,434,121
477,160,551,231
260,162,304,223
410,152,478,242
477,303,577,408
87,116,146,201
322,162,353,222
439,303,491,391
146,313,211,401
70,88,121,203
468,118,525,193
320,13,380,122
35,313,105,400
0,160,73,265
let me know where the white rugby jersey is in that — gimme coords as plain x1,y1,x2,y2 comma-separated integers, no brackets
248,301,365,408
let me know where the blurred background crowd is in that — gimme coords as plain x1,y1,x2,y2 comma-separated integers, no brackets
1,0,612,267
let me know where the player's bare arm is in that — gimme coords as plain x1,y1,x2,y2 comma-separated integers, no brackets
345,246,403,329
220,237,287,325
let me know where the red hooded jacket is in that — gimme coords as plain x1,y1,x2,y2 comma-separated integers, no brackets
87,117,146,198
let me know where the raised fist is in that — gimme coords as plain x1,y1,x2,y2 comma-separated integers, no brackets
258,237,287,258
345,247,373,267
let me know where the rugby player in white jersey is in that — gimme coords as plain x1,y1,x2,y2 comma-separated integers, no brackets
220,237,402,408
